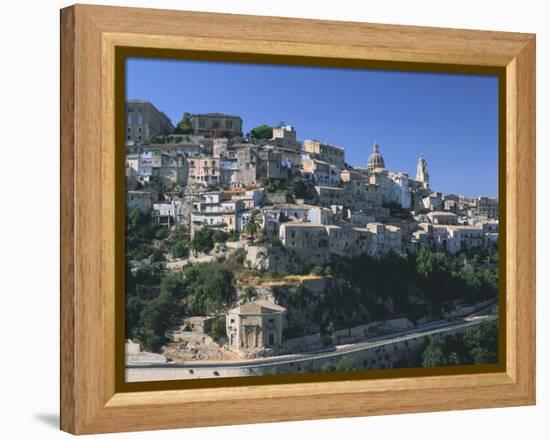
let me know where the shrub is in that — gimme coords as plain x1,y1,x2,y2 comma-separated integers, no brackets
310,266,324,276
321,361,336,372
335,356,355,372
171,240,189,259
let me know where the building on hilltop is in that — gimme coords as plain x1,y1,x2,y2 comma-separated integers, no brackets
126,100,175,148
189,113,243,138
366,143,386,171
303,139,345,168
301,156,341,187
266,125,301,151
416,154,430,189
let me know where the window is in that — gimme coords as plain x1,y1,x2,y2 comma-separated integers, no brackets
198,119,206,129
138,127,142,133
127,114,132,124
225,120,233,129
138,114,143,124
127,127,131,133
268,333,275,346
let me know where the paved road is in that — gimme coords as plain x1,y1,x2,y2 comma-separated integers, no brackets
127,313,496,377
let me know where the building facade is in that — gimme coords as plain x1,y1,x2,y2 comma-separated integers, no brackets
190,113,243,138
126,100,175,147
226,299,286,352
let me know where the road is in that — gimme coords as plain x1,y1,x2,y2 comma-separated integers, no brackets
126,312,496,381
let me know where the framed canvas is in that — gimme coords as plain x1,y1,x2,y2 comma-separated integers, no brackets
60,4,536,435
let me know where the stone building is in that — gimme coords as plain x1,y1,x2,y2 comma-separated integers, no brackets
366,143,385,171
303,139,345,168
315,186,344,206
126,190,153,214
187,156,221,187
126,100,175,147
432,224,486,253
416,154,430,189
427,211,459,225
143,142,201,157
190,113,243,138
422,192,444,211
340,168,369,183
150,152,188,187
226,299,286,352
191,191,246,231
301,156,340,187
475,196,499,219
267,125,301,151
236,146,288,186
152,199,188,226
343,181,382,212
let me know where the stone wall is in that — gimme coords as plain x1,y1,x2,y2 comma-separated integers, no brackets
280,333,322,354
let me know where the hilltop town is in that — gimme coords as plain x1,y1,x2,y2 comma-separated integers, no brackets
125,100,499,377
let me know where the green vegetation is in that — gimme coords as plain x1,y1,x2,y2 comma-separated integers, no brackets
170,240,189,259
208,317,227,343
174,112,193,134
310,266,324,276
320,361,336,372
268,236,283,247
335,356,355,372
126,262,236,352
288,176,317,200
271,247,498,338
243,209,262,242
126,208,169,261
421,318,498,367
250,124,273,141
190,228,229,255
239,286,258,302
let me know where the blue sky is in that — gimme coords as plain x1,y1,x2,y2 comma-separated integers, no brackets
126,58,499,198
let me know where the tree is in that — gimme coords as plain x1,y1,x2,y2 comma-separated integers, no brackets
191,228,215,255
269,236,283,247
127,207,148,229
416,247,434,279
335,356,355,372
422,336,448,367
138,290,178,351
208,317,227,344
243,209,262,242
310,266,324,276
174,112,193,134
448,352,461,365
212,229,229,244
250,125,273,141
321,361,336,372
463,318,498,364
239,287,258,302
183,263,236,315
171,240,189,259
289,176,315,200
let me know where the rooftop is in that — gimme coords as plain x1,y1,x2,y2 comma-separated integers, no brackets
229,299,286,315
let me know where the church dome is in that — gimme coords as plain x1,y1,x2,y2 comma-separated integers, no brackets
367,143,385,170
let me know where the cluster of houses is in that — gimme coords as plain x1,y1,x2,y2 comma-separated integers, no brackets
125,100,499,355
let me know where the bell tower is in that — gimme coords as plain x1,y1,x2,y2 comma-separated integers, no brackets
416,154,429,188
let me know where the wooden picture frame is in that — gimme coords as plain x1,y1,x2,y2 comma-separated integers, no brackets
60,4,536,434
